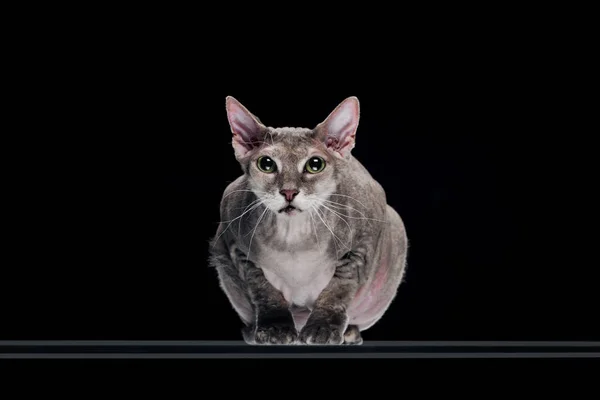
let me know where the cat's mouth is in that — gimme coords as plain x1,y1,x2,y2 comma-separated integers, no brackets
279,205,299,214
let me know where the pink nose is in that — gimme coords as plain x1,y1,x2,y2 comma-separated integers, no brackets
280,189,299,202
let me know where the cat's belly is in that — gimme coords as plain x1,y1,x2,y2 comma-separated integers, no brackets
259,249,335,309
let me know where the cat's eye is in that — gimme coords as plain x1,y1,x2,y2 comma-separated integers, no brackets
257,156,277,173
305,156,326,174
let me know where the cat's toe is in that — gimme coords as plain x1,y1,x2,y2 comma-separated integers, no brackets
253,324,298,345
299,323,344,345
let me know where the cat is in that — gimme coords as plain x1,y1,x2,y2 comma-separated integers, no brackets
208,96,408,345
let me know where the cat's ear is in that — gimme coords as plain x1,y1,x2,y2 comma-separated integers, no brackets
315,96,360,159
225,96,266,159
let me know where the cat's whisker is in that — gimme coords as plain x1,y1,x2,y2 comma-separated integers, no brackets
238,198,264,238
318,198,388,223
308,208,322,252
317,208,346,258
212,200,265,246
312,204,351,253
321,200,388,223
314,196,369,217
267,131,275,147
218,198,263,223
319,199,369,218
230,197,267,210
247,206,270,261
319,197,368,212
328,193,369,209
311,205,339,256
314,201,354,248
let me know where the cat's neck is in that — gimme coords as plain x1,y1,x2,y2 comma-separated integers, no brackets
268,211,317,250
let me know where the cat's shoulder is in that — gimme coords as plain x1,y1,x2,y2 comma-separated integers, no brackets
221,175,248,198
219,175,252,215
345,156,388,206
348,157,385,190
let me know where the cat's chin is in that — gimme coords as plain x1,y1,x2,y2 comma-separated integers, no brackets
278,205,301,216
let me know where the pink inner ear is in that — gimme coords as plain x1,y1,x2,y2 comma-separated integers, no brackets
329,102,356,135
324,99,359,155
226,100,263,153
228,104,256,143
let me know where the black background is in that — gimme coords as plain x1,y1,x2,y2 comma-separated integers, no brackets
3,25,596,342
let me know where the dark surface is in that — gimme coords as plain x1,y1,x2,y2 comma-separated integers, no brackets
4,28,594,342
1,341,599,359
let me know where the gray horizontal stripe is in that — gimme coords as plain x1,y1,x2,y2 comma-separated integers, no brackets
1,341,599,346
2,353,599,359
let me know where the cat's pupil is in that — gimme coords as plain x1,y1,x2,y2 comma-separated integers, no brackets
308,158,322,171
259,157,274,171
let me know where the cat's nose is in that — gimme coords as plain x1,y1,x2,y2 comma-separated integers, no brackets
280,189,299,202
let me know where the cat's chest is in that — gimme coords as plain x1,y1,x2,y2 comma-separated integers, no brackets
253,214,337,308
257,247,336,308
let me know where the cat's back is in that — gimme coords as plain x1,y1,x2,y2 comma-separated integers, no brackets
338,156,388,215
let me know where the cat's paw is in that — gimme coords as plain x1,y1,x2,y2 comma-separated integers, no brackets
253,323,298,345
299,322,344,345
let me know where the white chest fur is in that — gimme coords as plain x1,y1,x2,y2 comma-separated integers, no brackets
256,213,336,308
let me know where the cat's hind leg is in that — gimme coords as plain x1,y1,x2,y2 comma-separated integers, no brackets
343,325,363,345
215,266,254,325
211,251,256,344
242,325,256,344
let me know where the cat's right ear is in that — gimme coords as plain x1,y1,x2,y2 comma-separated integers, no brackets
314,97,360,159
225,96,266,159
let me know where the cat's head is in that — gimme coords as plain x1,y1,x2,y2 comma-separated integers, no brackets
225,96,360,216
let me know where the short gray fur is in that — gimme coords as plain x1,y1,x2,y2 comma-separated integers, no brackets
209,96,408,345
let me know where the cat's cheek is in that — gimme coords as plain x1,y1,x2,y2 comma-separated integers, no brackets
312,179,337,199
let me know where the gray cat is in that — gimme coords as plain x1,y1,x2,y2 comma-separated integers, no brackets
208,96,408,345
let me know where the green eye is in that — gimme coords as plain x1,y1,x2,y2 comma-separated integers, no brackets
257,156,277,173
305,157,326,174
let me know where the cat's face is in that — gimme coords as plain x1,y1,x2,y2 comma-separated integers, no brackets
225,96,360,216
244,130,337,215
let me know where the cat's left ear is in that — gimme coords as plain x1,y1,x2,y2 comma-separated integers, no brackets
314,96,360,159
225,96,267,159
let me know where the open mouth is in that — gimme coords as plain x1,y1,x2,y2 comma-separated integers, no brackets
279,205,298,214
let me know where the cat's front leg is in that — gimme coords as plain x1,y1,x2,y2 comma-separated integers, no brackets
244,262,298,345
299,251,364,345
